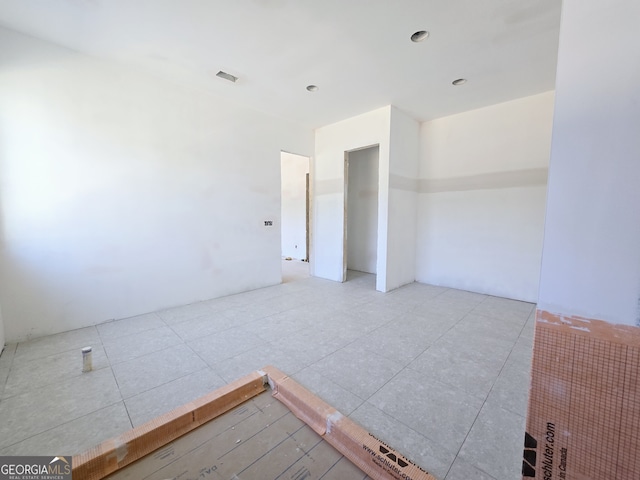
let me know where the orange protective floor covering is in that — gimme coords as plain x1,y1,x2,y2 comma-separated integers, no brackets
523,311,640,479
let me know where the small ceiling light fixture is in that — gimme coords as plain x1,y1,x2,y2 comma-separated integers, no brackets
452,78,467,86
411,30,429,42
306,85,319,92
216,70,238,83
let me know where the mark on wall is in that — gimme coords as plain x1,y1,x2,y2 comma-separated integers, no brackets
389,174,419,192
419,168,548,194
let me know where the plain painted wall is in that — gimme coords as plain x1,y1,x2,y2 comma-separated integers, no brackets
280,152,309,261
312,106,391,291
386,107,420,291
537,0,640,325
0,302,4,353
347,146,379,273
0,28,312,342
416,92,554,302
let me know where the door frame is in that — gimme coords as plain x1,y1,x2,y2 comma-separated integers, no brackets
342,144,380,282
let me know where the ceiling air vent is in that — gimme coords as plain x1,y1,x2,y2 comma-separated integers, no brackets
216,71,238,83
410,30,429,42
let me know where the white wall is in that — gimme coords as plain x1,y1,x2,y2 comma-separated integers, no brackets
0,302,5,354
386,107,420,291
347,146,379,273
537,0,640,325
416,92,554,302
0,28,313,342
312,106,391,290
280,152,309,261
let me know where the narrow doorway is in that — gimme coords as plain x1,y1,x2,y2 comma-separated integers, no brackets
344,145,379,281
281,152,310,282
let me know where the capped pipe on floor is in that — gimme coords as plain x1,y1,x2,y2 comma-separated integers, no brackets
82,346,93,372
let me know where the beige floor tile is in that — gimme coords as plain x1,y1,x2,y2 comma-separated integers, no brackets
454,312,525,344
103,326,183,364
408,348,502,401
168,313,233,341
432,329,514,371
486,354,532,417
0,368,121,449
472,296,534,322
350,401,456,480
0,270,534,477
291,367,365,416
357,323,439,365
0,343,17,368
213,341,311,383
0,402,131,456
14,327,100,362
510,334,534,363
368,368,485,454
438,289,487,307
97,313,165,341
187,326,264,366
124,368,227,426
445,457,497,480
111,344,207,398
156,301,217,325
246,312,312,343
0,367,9,398
312,344,405,399
2,345,109,399
458,401,527,480
281,258,310,283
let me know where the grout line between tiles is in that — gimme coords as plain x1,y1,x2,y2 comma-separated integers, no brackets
441,314,533,479
96,312,168,342
0,399,128,454
0,270,536,473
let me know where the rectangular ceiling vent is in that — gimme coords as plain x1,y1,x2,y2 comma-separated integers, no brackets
216,70,238,83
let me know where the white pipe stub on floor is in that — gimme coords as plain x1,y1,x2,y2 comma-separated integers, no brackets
82,347,93,372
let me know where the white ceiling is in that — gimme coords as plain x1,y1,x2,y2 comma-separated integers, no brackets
0,0,562,129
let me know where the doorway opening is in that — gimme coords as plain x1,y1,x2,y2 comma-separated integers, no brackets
281,152,310,282
344,145,380,284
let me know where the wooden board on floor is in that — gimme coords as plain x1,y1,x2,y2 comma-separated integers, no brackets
73,366,436,480
105,388,368,480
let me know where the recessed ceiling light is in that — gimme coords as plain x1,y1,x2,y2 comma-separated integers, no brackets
452,78,467,86
216,71,238,83
306,85,319,92
411,30,429,42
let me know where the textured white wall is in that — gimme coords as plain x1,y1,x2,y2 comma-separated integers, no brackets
416,92,554,302
537,0,640,325
280,152,309,261
347,146,379,273
0,28,312,342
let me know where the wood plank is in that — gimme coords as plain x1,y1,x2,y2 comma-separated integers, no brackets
72,371,267,480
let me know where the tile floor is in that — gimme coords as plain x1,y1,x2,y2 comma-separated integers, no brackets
0,260,534,480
